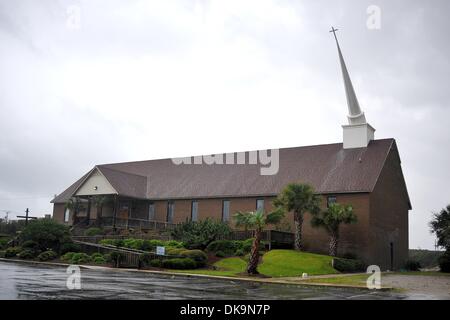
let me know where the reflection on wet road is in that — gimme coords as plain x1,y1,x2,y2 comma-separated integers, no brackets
0,261,406,300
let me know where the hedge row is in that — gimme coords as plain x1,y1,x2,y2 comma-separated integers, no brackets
99,238,184,251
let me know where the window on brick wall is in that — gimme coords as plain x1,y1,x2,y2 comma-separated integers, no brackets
191,201,198,222
222,200,230,222
148,202,155,221
64,208,70,223
256,199,264,212
327,196,337,208
167,201,175,223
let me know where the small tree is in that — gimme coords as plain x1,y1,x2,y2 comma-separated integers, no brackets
20,219,71,252
92,195,111,220
430,205,450,272
273,183,321,251
234,209,284,274
430,205,450,251
311,203,357,257
65,197,83,224
171,218,231,250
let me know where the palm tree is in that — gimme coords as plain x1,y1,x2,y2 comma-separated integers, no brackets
64,197,82,224
234,209,284,274
311,203,357,257
92,195,110,220
273,183,321,251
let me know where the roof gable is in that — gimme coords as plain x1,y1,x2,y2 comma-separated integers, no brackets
74,167,118,196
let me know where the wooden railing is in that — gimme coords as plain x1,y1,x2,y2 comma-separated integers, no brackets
72,233,171,243
73,240,181,268
99,217,177,231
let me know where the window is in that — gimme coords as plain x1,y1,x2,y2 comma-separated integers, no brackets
64,208,70,223
327,196,337,208
191,201,198,222
148,202,155,221
256,199,265,212
222,200,230,222
166,201,175,223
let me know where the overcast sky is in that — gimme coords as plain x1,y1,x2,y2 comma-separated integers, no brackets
1,0,449,250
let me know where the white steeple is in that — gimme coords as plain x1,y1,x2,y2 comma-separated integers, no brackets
330,27,375,149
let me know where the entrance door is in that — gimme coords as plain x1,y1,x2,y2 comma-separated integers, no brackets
390,242,394,270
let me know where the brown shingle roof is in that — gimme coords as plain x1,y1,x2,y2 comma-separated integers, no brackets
52,138,398,204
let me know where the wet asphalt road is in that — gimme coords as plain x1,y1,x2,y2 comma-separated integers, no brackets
0,261,407,300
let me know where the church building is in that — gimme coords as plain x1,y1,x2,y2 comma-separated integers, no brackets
52,30,410,270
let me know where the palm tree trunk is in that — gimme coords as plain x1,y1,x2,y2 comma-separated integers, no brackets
294,213,304,251
329,231,339,257
247,230,262,274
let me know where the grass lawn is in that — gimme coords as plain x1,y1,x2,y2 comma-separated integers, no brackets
172,250,338,278
258,250,337,277
171,257,247,277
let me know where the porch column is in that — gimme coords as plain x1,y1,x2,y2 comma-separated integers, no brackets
112,195,118,230
86,196,91,225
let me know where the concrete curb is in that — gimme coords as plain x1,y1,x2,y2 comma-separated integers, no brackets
0,258,392,291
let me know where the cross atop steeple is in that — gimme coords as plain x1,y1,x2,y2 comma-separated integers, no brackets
329,26,339,41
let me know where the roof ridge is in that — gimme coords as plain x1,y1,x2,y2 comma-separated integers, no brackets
97,138,395,167
97,165,147,179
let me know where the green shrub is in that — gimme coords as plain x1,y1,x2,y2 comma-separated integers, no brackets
21,240,39,250
90,252,104,260
123,238,145,250
0,238,10,250
207,240,240,255
180,250,207,267
93,256,107,264
171,218,231,250
404,259,421,271
99,239,116,246
439,251,450,273
37,250,57,261
19,219,70,252
166,248,185,256
162,258,197,269
5,246,21,258
215,250,226,258
70,252,91,264
61,252,76,261
165,240,184,248
17,249,36,259
332,257,366,273
85,227,103,236
0,250,5,258
235,249,244,256
60,242,81,254
150,259,162,268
